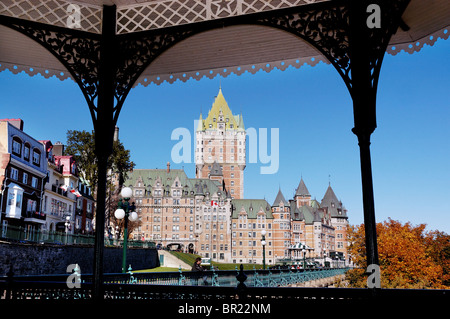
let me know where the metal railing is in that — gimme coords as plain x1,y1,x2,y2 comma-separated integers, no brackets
4,266,350,288
0,225,155,248
1,266,448,304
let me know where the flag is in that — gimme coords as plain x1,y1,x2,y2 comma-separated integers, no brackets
60,185,68,192
70,188,76,193
211,200,218,207
74,190,82,198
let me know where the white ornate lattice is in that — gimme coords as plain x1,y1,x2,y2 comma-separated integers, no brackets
134,55,328,86
388,27,449,56
116,0,325,34
0,0,102,33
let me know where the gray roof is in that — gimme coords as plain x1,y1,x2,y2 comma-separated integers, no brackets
295,178,310,197
209,161,223,176
289,200,304,221
321,185,348,218
272,188,287,207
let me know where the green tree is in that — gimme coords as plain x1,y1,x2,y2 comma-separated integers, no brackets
65,129,135,191
65,130,137,238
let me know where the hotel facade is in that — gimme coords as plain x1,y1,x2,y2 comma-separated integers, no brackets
124,89,349,266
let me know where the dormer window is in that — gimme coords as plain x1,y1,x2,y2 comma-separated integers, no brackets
12,137,22,156
23,144,30,160
32,149,41,166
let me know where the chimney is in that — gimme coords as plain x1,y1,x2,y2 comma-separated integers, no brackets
53,141,64,156
167,162,170,173
1,119,24,130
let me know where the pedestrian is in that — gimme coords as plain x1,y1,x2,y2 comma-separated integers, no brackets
191,257,208,285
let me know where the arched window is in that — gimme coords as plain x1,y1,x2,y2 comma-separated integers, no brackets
32,148,41,166
11,136,22,156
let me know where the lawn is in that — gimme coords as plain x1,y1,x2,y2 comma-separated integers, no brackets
136,251,263,272
134,266,180,273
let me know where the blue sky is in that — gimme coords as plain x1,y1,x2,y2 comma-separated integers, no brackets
1,38,449,233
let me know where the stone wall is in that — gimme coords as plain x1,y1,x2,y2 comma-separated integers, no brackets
0,240,159,276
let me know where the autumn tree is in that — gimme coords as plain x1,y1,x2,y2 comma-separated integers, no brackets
347,218,448,289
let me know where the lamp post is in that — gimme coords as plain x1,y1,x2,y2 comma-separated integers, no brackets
261,229,267,270
114,187,138,273
65,215,71,244
302,248,306,269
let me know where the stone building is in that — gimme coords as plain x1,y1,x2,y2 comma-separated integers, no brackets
195,88,246,199
123,89,349,266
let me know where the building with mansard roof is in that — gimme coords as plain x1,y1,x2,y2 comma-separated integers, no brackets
123,89,349,266
195,88,246,199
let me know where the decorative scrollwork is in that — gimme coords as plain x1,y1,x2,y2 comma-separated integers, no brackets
1,0,410,124
2,18,100,112
254,0,410,96
254,5,351,90
112,29,196,122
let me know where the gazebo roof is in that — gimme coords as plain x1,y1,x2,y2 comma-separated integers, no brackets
0,0,448,85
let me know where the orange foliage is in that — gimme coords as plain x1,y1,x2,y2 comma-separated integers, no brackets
347,218,449,289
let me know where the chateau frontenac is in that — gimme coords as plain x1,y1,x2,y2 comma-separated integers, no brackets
124,89,349,266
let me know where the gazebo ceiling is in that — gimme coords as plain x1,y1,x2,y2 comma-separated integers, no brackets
0,0,448,85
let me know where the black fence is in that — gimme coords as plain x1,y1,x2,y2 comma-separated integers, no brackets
0,266,448,309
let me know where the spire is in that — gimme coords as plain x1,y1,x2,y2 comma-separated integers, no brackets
321,184,347,218
272,188,287,207
204,87,238,130
295,178,310,197
197,112,203,131
238,111,245,130
321,184,338,206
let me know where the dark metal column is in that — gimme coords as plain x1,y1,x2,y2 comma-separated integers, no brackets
92,5,117,301
348,0,381,277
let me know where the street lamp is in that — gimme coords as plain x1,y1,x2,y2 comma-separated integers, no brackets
114,187,137,273
261,229,267,270
65,215,71,244
302,247,306,269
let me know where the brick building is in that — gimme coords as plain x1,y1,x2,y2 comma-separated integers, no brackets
123,89,349,266
195,88,246,199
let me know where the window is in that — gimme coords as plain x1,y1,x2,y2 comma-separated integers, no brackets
10,167,18,180
22,173,28,185
12,138,22,156
26,199,37,213
32,149,41,166
23,144,30,160
31,177,38,189
16,194,22,208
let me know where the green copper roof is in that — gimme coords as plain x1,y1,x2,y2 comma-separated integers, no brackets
232,199,273,219
198,88,244,131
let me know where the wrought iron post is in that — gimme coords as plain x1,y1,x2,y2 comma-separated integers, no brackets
92,5,117,301
348,0,383,279
236,264,247,299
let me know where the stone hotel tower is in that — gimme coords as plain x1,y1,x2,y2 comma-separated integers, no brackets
195,88,246,199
